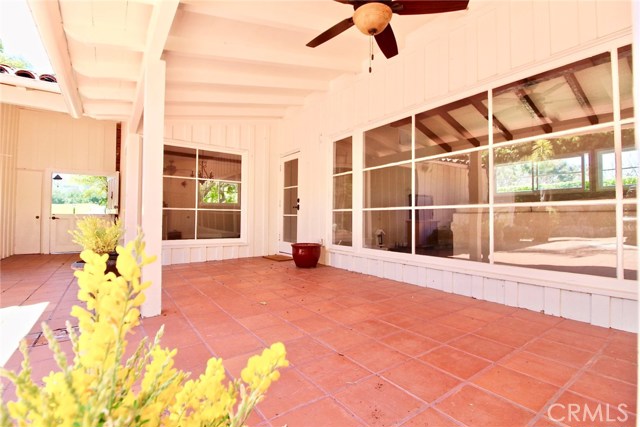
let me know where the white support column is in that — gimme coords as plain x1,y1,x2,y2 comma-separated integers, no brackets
140,59,166,317
121,123,141,244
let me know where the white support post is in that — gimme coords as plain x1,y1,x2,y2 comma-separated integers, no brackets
121,124,141,244
140,59,166,318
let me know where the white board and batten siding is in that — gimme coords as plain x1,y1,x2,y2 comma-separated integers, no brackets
281,0,637,331
161,122,274,265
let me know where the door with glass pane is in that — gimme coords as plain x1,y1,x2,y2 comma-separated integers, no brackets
278,154,299,254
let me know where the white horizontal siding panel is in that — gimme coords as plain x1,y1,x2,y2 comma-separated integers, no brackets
483,278,505,304
610,298,638,332
560,290,591,323
352,256,366,274
383,260,402,281
441,270,453,293
190,247,204,263
403,264,419,286
518,283,544,312
367,257,383,278
222,245,239,259
590,294,611,328
471,275,483,299
171,247,190,264
206,246,222,261
543,287,561,317
426,268,443,291
453,272,472,296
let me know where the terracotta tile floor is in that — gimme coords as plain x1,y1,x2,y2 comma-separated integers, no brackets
1,254,637,426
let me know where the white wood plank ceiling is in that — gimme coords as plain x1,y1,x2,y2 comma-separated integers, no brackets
26,0,465,122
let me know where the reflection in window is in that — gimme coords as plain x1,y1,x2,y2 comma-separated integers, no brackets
493,52,613,140
363,210,411,250
415,92,490,155
493,129,614,202
494,205,617,278
415,152,489,206
623,204,637,280
619,45,633,119
333,137,353,246
163,145,242,240
364,117,412,168
364,165,412,208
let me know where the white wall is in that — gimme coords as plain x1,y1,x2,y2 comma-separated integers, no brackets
161,121,274,264
1,106,116,258
278,0,637,331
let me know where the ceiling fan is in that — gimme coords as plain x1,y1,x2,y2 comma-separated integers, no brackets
306,0,470,59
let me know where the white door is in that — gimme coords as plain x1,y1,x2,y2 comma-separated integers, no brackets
278,154,299,254
50,215,83,253
49,172,114,253
14,170,42,254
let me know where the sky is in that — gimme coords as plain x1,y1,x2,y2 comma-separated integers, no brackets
0,0,54,73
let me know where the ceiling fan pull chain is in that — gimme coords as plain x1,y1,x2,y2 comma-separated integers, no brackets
369,36,374,73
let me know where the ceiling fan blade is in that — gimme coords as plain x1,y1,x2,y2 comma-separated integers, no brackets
374,24,398,58
392,0,469,15
306,17,355,48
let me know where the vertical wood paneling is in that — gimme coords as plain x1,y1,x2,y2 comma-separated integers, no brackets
518,283,544,311
532,1,551,61
403,48,425,108
504,281,518,306
464,22,478,87
0,104,19,259
354,77,368,126
448,28,466,91
192,123,209,144
441,270,453,292
596,0,632,38
578,0,598,44
543,287,561,316
590,294,610,328
453,272,472,296
471,275,483,299
509,2,535,68
384,61,404,116
368,68,385,121
549,0,580,54
560,290,591,322
424,37,449,100
477,9,499,80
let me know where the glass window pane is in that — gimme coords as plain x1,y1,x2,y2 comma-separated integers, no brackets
412,208,489,262
493,129,614,203
163,210,195,240
364,117,412,168
198,181,240,208
623,203,637,280
494,205,617,277
493,52,613,140
621,127,637,199
334,137,352,173
284,159,298,187
416,151,489,206
364,164,412,208
333,175,352,209
619,45,633,119
363,210,411,251
197,211,240,239
416,92,490,156
164,146,196,178
51,173,107,214
283,216,297,243
284,187,298,215
333,212,352,246
199,150,241,181
163,177,196,208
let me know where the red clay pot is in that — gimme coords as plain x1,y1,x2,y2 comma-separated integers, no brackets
291,243,321,268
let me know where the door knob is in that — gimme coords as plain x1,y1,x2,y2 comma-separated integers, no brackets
35,215,39,219
51,216,59,220
293,198,300,211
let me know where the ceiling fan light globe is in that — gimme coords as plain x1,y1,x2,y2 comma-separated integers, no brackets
353,2,392,36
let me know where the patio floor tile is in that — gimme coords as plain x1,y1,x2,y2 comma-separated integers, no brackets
1,254,637,426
